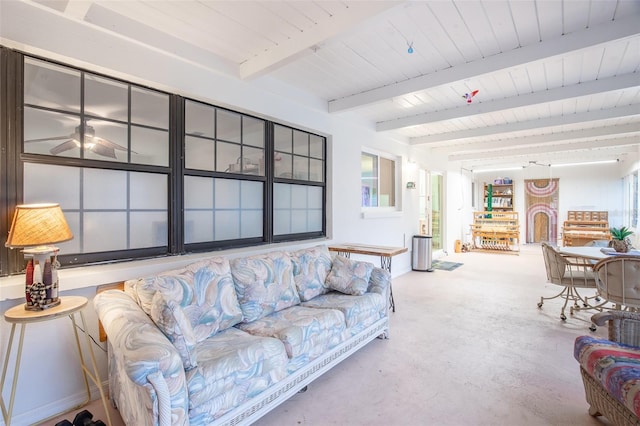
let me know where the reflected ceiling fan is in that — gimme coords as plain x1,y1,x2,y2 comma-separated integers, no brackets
25,121,128,159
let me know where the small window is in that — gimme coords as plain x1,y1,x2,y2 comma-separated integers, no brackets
361,151,397,208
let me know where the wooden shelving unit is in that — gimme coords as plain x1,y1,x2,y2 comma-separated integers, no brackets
484,183,514,211
470,211,520,254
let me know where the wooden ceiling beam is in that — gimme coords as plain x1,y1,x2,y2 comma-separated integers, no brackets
329,15,640,113
410,104,640,145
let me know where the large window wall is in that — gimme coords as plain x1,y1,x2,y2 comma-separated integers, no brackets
0,48,326,276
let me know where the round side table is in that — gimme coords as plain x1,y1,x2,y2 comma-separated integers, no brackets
0,296,111,426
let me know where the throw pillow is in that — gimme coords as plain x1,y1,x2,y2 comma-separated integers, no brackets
325,255,374,296
150,291,198,370
290,245,333,301
231,251,300,323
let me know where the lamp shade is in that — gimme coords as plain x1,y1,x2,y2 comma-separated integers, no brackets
5,203,73,248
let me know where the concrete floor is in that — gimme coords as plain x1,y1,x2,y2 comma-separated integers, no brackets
46,244,611,425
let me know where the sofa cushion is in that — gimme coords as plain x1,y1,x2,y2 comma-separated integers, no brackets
325,255,374,296
290,245,332,301
574,335,640,417
301,291,385,335
231,251,300,323
236,306,346,372
126,257,243,342
186,327,288,421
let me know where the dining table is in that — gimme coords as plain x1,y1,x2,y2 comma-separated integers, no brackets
558,246,640,262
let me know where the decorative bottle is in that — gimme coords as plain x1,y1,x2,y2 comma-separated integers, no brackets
25,259,34,306
43,259,53,301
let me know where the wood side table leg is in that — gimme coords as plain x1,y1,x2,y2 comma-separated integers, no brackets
0,323,26,426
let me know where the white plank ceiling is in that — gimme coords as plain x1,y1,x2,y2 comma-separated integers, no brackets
4,0,640,170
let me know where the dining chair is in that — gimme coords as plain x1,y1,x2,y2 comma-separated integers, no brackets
539,242,604,324
593,256,640,311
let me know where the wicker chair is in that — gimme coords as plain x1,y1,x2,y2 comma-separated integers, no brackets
539,242,603,322
575,311,640,426
593,255,640,310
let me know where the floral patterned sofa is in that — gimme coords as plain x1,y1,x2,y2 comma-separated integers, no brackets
94,245,390,425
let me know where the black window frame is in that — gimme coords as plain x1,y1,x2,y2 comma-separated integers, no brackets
0,47,327,276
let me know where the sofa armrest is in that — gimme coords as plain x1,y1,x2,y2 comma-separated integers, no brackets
94,290,189,426
592,311,640,346
368,267,391,297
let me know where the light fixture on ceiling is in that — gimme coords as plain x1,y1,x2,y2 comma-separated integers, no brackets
551,159,619,168
472,166,523,173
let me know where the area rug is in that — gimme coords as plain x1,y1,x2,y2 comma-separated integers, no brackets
431,260,463,271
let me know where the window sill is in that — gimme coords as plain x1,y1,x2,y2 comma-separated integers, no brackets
361,210,403,219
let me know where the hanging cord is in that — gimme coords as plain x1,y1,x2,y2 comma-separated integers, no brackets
74,322,108,353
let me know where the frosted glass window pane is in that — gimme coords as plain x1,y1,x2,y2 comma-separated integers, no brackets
184,211,213,243
243,117,264,148
184,176,213,209
291,211,307,233
217,110,241,143
293,156,309,180
85,74,128,122
84,169,127,209
215,211,240,240
291,185,307,209
293,131,308,156
308,186,323,208
185,101,215,138
130,212,167,248
131,87,168,129
274,184,291,209
24,58,80,112
273,210,291,235
241,210,262,237
185,136,215,171
56,212,80,253
24,163,80,209
24,108,81,158
84,212,127,252
84,119,128,162
310,159,323,182
274,125,292,153
131,126,169,167
275,153,292,178
215,179,240,208
308,210,323,231
241,181,263,209
242,146,264,176
130,172,167,209
217,142,241,172
310,135,324,159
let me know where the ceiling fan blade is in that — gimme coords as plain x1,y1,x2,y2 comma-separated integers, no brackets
90,143,117,159
24,135,70,143
92,137,128,151
49,140,78,155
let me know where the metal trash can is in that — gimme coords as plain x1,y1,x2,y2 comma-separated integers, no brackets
412,235,433,272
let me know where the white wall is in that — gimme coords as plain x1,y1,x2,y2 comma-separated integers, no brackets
0,7,427,424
